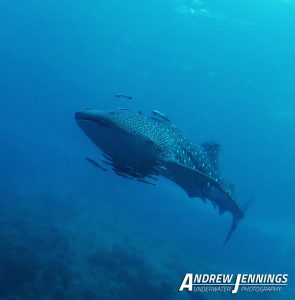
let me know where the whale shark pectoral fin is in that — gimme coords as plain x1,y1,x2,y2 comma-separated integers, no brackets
164,160,200,180
163,160,219,198
164,160,221,189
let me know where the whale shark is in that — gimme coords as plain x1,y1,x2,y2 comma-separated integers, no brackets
75,108,246,244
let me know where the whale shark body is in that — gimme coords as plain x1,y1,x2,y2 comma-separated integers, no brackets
75,108,245,243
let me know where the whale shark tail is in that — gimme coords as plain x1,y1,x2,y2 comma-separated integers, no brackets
223,199,252,246
223,216,241,246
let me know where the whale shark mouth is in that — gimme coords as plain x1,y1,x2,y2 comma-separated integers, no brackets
75,112,114,129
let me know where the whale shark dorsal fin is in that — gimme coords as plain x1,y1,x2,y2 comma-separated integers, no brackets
201,142,220,169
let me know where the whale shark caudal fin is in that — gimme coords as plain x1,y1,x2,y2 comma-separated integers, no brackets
224,216,240,246
223,199,252,246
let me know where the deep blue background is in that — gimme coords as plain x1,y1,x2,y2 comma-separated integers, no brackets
0,0,294,299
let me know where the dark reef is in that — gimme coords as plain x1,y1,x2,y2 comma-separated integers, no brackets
0,191,177,300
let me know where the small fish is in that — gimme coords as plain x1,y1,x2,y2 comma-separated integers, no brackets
137,178,156,186
152,110,170,122
114,93,133,100
85,157,107,172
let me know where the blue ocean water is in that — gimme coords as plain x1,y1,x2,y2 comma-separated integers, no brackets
0,0,294,299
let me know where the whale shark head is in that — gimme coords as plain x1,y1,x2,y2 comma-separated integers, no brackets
75,108,164,174
75,108,116,130
76,108,124,157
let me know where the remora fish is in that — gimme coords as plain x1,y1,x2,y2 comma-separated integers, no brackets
114,93,133,100
85,157,107,172
75,108,246,243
